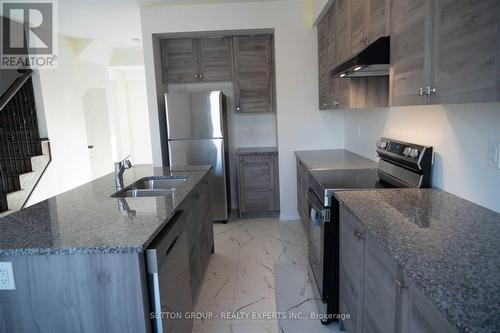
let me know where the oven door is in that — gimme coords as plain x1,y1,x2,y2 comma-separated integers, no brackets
307,189,330,307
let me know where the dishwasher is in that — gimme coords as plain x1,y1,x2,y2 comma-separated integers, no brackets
146,210,193,333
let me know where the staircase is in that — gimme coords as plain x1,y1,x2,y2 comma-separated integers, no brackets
0,73,51,215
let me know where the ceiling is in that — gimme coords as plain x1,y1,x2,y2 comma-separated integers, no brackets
59,0,277,49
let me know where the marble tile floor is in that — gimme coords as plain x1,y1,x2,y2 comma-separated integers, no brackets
192,215,341,333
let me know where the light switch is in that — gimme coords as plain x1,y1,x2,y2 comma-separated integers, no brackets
0,262,16,290
487,141,500,169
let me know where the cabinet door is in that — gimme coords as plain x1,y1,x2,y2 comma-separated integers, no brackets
233,35,274,113
407,283,457,333
318,11,330,110
162,38,199,84
431,0,500,104
390,0,430,106
336,0,351,65
296,157,309,233
198,37,233,82
351,0,367,55
296,158,304,221
239,154,277,214
319,4,339,110
362,234,397,333
366,0,390,45
339,206,365,333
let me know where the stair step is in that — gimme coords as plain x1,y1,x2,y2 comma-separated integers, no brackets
0,193,7,213
0,158,33,175
0,121,38,130
0,141,43,158
0,176,21,194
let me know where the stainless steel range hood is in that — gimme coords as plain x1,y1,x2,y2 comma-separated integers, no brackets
331,36,390,78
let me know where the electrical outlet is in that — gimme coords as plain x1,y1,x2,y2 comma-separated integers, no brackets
487,142,500,169
0,262,16,290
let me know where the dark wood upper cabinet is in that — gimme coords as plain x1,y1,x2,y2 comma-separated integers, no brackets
161,34,275,113
319,0,499,108
318,4,352,110
350,0,368,56
162,38,199,84
391,0,500,106
389,0,429,106
318,9,330,109
430,0,500,104
198,37,233,82
162,37,232,83
233,35,274,113
366,0,390,45
336,0,352,65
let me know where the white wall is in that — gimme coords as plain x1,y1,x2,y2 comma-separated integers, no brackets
27,37,110,205
344,103,500,213
141,0,345,219
27,38,152,206
312,0,333,24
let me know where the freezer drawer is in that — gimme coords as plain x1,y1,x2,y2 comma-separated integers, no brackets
165,91,224,140
168,139,229,221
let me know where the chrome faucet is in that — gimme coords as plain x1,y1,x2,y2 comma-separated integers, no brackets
115,155,132,190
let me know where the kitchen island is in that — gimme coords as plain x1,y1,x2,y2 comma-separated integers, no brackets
0,165,213,333
336,188,500,333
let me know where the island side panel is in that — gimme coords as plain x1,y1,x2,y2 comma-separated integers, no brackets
0,252,151,333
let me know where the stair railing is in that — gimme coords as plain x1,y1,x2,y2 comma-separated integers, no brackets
0,70,41,195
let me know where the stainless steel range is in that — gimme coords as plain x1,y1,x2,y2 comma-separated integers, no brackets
307,138,433,324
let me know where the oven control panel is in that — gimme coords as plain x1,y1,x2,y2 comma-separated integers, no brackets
376,138,425,160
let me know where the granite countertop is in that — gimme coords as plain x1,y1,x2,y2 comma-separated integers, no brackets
294,149,376,170
235,146,278,155
0,165,211,256
335,189,500,333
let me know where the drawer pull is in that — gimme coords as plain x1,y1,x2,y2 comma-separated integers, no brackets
396,279,408,292
353,229,364,240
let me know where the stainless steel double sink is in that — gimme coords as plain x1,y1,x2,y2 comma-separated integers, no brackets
111,176,188,198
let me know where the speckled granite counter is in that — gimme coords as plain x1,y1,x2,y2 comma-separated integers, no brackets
294,149,376,170
0,165,211,256
335,189,500,333
235,146,278,155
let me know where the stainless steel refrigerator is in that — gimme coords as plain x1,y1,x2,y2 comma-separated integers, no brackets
164,91,230,221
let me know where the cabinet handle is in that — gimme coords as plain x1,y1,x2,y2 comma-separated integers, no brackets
236,105,241,111
417,87,424,96
425,86,437,95
353,229,364,240
199,73,204,80
396,279,408,292
194,74,199,80
322,102,328,107
334,100,340,106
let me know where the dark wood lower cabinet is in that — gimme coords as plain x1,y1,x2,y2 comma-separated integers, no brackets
296,157,309,233
184,178,213,301
237,150,280,218
0,176,214,333
0,253,151,333
339,204,456,333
